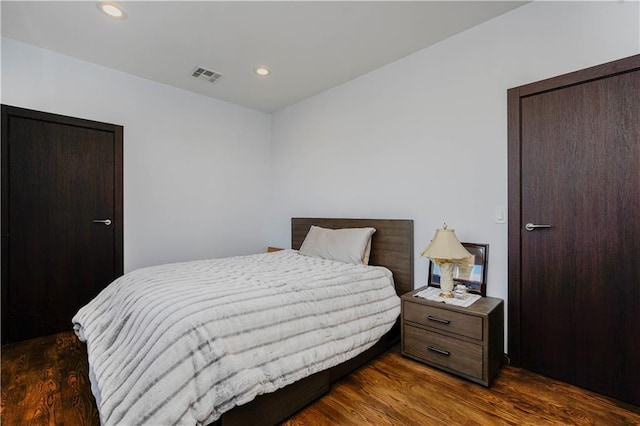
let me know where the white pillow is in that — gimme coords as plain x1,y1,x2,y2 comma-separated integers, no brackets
299,226,376,265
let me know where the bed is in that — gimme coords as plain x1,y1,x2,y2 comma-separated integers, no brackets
73,218,414,426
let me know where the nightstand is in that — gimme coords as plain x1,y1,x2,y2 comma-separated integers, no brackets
401,287,504,386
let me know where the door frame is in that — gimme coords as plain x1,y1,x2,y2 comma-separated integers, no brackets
1,105,124,341
507,55,640,366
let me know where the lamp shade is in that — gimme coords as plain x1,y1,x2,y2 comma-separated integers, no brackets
421,225,471,261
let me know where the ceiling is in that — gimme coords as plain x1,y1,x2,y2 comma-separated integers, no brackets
1,1,527,113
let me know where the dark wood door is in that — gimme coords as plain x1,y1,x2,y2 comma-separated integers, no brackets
508,56,640,406
1,105,123,343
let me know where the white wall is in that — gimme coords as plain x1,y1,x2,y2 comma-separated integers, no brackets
269,1,639,319
1,38,273,272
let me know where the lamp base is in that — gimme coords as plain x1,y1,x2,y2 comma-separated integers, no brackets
437,261,455,299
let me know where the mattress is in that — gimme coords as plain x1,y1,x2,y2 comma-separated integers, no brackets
72,249,400,425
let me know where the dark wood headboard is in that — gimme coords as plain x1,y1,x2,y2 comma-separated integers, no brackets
291,218,414,296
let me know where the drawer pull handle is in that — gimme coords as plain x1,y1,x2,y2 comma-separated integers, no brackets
427,346,450,357
427,315,450,325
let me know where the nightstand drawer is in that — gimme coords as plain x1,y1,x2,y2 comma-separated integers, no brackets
403,325,482,379
403,300,483,340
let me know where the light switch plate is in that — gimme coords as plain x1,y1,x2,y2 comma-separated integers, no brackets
495,207,506,224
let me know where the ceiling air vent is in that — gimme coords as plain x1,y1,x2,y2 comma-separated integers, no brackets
191,66,224,84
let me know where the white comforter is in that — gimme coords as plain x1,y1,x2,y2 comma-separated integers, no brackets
73,249,400,425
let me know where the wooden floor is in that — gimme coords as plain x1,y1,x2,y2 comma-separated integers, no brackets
2,332,639,425
1,331,99,425
285,350,640,426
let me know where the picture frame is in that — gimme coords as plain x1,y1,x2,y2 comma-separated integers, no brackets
428,242,489,296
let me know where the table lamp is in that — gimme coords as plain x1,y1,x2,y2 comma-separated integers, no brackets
421,224,472,298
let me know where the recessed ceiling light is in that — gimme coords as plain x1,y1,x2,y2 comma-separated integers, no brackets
254,67,271,76
98,2,127,19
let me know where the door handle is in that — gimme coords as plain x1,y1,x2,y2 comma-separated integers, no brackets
92,219,112,226
525,222,551,231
